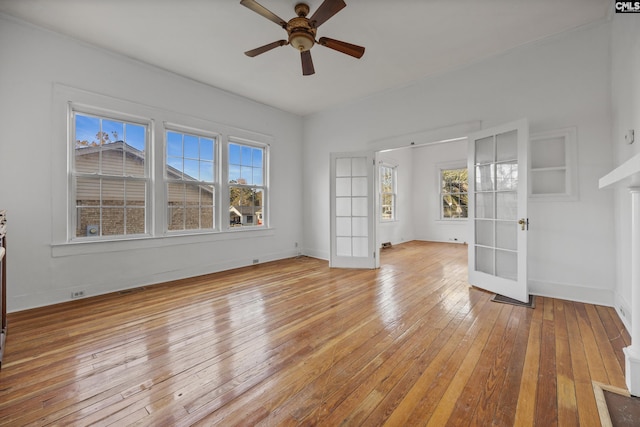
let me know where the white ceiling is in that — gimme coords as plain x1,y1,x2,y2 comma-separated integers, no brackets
0,0,610,116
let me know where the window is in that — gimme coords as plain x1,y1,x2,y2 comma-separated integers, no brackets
58,86,272,247
441,167,468,219
72,112,149,238
166,129,216,231
228,141,266,228
380,164,396,221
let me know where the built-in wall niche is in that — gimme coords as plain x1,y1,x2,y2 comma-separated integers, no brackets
529,127,578,201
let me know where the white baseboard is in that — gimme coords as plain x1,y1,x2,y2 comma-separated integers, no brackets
614,292,632,332
302,248,329,261
10,249,301,312
529,279,615,307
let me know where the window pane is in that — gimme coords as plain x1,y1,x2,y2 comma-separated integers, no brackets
75,114,100,148
167,157,183,178
102,207,125,236
441,167,468,219
201,206,214,229
252,167,263,186
229,186,263,227
77,207,100,237
167,132,182,157
229,164,241,183
241,145,252,166
252,148,263,167
102,120,124,144
126,123,146,152
76,177,101,206
229,143,241,165
184,159,199,180
185,207,200,230
200,161,214,183
168,182,185,205
126,207,145,234
184,134,199,159
201,138,214,161
102,180,124,206
240,166,253,185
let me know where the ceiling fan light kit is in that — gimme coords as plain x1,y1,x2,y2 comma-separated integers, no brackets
240,0,365,76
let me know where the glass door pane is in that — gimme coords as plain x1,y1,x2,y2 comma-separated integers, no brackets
468,119,528,302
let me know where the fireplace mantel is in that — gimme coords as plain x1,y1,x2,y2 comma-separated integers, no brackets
599,150,640,395
600,151,640,189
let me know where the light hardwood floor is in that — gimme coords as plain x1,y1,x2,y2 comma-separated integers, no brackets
0,241,630,426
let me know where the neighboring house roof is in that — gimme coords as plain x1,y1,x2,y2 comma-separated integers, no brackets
76,141,213,193
230,206,262,217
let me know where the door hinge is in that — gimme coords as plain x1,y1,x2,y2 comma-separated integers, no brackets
373,251,376,258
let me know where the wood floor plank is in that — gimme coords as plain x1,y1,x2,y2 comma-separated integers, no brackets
565,301,603,426
585,304,626,389
491,303,534,426
512,295,544,426
595,304,629,370
444,303,515,427
0,241,629,426
535,297,558,425
554,299,579,427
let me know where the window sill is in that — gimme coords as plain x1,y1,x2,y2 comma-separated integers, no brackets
51,227,276,258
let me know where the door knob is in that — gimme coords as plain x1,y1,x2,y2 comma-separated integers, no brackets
518,218,528,231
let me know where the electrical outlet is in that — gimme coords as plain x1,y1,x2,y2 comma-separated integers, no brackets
295,242,298,248
253,259,259,264
620,306,626,318
71,290,85,299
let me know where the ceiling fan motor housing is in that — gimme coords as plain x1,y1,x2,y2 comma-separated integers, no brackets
287,12,316,52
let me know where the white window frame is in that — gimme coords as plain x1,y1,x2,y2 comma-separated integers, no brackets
51,84,274,257
70,106,153,241
439,162,469,220
379,163,397,222
224,138,269,230
164,123,219,234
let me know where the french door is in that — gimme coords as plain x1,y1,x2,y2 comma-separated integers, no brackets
329,151,378,269
468,119,529,302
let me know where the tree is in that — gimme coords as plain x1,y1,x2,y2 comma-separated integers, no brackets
442,168,468,218
76,131,120,148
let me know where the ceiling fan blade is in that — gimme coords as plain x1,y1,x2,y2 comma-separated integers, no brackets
301,50,315,76
244,40,287,57
318,37,365,58
240,0,287,27
309,0,346,28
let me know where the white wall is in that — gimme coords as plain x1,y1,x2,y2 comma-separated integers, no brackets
0,16,304,311
610,14,640,328
303,21,615,305
411,140,469,244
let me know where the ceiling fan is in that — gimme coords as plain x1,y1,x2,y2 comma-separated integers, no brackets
240,0,365,76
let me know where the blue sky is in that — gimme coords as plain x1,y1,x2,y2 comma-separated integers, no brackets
75,113,145,152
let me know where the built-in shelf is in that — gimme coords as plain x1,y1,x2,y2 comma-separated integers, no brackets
529,127,578,200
